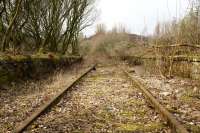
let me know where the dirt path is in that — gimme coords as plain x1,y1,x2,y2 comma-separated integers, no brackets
25,64,170,133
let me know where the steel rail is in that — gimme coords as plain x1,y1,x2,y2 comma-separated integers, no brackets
121,68,189,133
15,64,96,133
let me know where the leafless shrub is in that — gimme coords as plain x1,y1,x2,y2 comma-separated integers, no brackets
151,1,200,78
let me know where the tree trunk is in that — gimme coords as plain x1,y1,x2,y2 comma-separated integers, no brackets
1,0,23,51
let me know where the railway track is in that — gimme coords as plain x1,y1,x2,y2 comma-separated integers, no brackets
15,64,96,133
13,63,189,133
121,67,189,133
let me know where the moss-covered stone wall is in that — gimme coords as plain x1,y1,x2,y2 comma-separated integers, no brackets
0,54,82,85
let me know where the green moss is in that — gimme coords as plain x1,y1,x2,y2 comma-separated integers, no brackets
0,56,4,61
31,53,80,61
31,54,49,60
96,109,115,123
135,110,147,118
94,122,106,129
125,99,145,106
144,123,165,131
95,91,104,97
120,110,146,118
0,54,82,85
90,75,102,81
186,124,200,133
120,111,135,117
117,123,164,132
117,123,139,132
180,94,195,102
11,55,30,62
0,55,12,61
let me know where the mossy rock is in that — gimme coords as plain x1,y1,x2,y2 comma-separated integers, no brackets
0,54,82,85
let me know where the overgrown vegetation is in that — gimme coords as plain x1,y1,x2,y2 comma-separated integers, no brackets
153,0,199,48
0,0,96,55
149,0,200,78
80,24,146,58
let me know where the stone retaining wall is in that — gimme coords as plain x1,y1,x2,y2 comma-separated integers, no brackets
0,55,82,85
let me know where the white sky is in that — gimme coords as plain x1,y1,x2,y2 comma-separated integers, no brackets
84,0,190,36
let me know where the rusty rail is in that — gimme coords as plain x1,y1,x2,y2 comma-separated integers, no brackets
15,64,96,133
122,68,189,133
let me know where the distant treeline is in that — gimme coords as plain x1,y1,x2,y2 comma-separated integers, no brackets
0,0,96,55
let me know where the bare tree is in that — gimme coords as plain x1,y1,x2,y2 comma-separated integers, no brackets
1,0,23,52
61,0,96,55
0,0,96,54
96,23,106,34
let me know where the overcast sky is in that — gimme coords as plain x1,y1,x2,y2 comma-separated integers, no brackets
84,0,190,36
